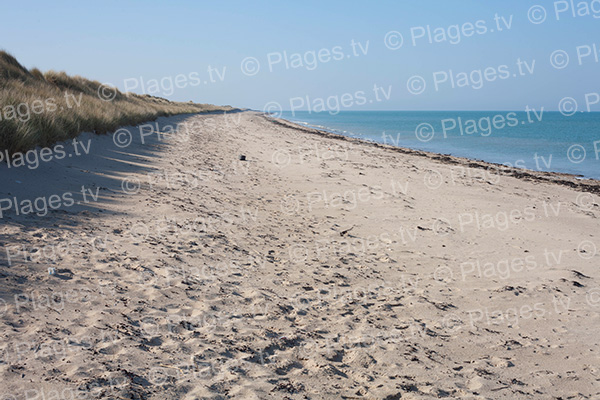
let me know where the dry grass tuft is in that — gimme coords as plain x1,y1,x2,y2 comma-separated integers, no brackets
0,51,237,153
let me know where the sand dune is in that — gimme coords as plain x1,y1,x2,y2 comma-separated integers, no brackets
1,111,599,399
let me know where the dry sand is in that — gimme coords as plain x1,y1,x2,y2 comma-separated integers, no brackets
0,111,599,399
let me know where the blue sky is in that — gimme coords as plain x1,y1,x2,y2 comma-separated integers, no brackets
2,0,599,111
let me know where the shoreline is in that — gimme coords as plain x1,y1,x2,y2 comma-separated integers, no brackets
1,111,599,399
270,113,600,195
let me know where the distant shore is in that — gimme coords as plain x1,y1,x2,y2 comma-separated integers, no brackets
273,113,600,194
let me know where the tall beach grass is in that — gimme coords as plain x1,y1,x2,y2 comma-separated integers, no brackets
0,51,235,154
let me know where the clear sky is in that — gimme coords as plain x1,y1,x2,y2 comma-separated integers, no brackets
2,0,598,111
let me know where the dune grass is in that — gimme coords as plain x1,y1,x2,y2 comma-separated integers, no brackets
0,51,236,154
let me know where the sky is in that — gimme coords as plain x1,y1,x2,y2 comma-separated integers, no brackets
1,0,599,111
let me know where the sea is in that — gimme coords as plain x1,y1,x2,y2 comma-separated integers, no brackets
279,111,600,180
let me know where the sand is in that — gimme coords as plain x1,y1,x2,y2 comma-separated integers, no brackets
0,111,599,399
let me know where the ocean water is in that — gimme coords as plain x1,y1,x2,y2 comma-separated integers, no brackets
279,111,600,180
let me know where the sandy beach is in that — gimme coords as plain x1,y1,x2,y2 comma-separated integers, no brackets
1,111,599,399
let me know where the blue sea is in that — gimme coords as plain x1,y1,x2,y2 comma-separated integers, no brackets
279,111,600,180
